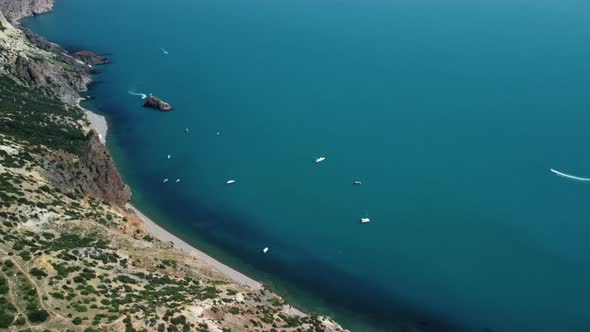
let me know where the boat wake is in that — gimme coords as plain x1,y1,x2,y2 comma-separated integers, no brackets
128,91,147,99
550,169,590,182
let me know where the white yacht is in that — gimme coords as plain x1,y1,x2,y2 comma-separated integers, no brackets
167,154,171,159
315,157,326,163
353,181,362,185
163,178,169,183
360,218,370,223
176,179,181,183
226,179,236,184
262,247,269,254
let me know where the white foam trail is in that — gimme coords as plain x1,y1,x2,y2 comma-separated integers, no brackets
128,91,147,99
550,169,590,182
161,48,169,55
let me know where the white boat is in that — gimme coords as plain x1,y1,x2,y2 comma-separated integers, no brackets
163,178,169,183
226,179,236,184
176,179,181,183
315,157,326,163
185,128,190,133
353,181,362,185
216,132,220,136
262,247,269,254
360,210,370,223
167,154,171,159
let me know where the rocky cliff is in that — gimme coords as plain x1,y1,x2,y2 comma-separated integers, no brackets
0,11,91,103
79,130,131,206
39,130,131,207
0,0,53,23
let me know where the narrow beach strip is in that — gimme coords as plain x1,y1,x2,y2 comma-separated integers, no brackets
84,110,107,144
78,98,108,144
125,203,263,290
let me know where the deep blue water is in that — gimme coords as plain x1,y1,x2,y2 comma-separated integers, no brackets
23,0,590,330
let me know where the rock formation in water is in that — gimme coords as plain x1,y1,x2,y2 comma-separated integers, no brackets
74,50,110,66
144,95,173,111
0,0,54,23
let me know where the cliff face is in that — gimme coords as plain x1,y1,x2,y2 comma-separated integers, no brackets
0,0,54,23
38,131,131,207
79,130,131,206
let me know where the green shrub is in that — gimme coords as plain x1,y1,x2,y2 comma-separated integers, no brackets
75,304,88,312
0,76,87,155
0,311,14,328
27,308,49,323
0,276,7,295
29,267,48,278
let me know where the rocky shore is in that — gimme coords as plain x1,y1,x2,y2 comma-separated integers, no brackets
0,0,54,23
74,50,111,66
0,2,348,331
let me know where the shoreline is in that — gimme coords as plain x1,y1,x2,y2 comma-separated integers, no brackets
125,203,264,290
80,97,267,291
77,97,107,144
4,2,354,331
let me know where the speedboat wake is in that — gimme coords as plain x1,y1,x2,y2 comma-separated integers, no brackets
128,91,147,99
550,169,590,182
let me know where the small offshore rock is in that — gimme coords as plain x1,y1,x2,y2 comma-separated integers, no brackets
143,96,172,111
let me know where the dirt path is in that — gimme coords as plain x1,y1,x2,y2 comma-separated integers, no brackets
0,247,64,326
0,269,24,327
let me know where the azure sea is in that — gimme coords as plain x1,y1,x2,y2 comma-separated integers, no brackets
24,0,590,330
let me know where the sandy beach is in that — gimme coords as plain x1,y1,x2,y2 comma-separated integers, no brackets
125,203,263,290
78,98,107,144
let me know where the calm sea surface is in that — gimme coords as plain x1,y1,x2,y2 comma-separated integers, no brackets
24,0,590,330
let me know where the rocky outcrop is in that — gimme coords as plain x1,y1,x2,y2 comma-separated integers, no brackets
22,27,64,53
0,0,54,23
74,50,110,66
12,55,44,84
41,130,131,207
144,95,172,111
8,52,91,101
78,130,131,206
22,28,99,74
0,19,92,102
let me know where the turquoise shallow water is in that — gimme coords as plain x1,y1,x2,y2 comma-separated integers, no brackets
24,0,590,330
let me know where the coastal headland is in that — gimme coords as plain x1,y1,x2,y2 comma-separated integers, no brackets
0,1,347,331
